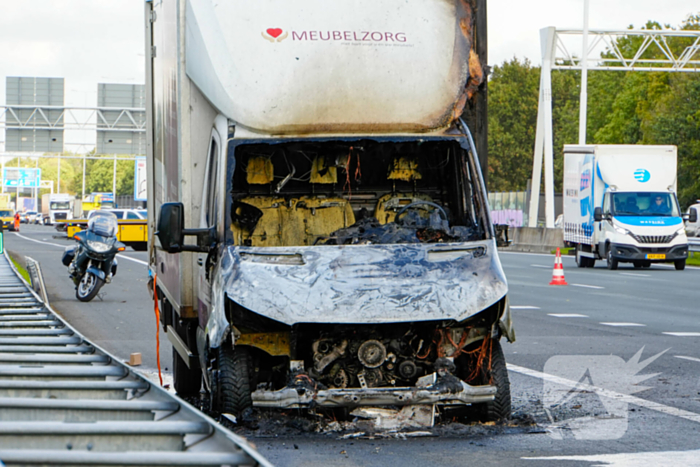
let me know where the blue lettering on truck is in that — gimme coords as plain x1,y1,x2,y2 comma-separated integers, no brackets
616,216,682,227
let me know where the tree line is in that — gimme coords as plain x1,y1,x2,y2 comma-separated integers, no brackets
488,15,700,208
2,152,136,198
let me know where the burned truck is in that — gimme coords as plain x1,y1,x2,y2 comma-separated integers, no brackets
146,0,514,421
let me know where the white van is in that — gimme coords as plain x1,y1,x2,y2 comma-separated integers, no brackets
563,145,696,270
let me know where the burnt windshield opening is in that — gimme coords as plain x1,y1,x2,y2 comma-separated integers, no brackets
229,139,485,247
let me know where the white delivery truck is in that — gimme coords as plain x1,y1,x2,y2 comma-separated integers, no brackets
42,193,73,225
146,0,514,422
563,145,696,270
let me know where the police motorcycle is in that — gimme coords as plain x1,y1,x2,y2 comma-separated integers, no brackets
62,211,126,302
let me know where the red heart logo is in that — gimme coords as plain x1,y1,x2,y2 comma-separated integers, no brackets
267,28,283,39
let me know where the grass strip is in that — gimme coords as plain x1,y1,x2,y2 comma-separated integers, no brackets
9,255,31,283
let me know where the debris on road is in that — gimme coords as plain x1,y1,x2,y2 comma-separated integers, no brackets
350,405,435,430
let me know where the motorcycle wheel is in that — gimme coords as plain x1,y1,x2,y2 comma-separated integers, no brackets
76,272,104,302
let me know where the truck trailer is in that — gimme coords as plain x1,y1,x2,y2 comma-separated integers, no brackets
563,144,696,270
146,0,514,422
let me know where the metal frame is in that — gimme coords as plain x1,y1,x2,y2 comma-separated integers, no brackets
1,105,145,133
528,27,700,228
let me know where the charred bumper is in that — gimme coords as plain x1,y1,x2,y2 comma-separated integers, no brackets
251,376,496,409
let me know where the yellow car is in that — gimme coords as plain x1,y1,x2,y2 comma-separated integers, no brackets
0,210,15,231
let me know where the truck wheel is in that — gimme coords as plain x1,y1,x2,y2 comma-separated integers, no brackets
575,246,595,268
675,259,686,271
172,347,201,397
460,339,511,422
480,339,511,422
210,346,253,420
606,249,618,270
633,261,642,268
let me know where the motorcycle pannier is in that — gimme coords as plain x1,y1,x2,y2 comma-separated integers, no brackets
62,247,76,267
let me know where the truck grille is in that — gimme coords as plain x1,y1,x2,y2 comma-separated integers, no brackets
632,234,673,244
54,212,68,220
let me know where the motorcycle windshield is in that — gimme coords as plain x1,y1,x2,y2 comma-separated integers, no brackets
87,211,118,237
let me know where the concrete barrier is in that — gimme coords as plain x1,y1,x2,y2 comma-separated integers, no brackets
505,227,564,254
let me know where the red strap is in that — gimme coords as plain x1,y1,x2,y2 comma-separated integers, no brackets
153,274,163,386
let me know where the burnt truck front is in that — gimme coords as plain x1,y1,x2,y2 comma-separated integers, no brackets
148,0,512,420
225,129,514,414
156,127,514,419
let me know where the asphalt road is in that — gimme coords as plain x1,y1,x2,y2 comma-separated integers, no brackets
6,227,700,466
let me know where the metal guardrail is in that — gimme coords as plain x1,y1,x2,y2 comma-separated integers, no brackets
688,237,700,252
0,252,272,467
23,257,49,306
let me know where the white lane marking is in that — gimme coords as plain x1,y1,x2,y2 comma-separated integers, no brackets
570,283,605,289
663,332,700,337
675,355,700,363
508,363,700,424
117,254,149,266
511,306,541,310
548,313,589,318
600,322,646,327
501,251,575,259
523,449,700,465
530,264,551,269
620,272,650,277
11,232,65,248
12,232,148,266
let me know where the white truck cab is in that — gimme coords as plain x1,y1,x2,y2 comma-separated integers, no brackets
563,145,696,270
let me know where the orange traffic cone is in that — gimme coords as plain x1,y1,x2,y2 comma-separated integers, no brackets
549,248,568,286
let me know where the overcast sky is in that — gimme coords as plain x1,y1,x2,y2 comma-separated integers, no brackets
0,0,697,108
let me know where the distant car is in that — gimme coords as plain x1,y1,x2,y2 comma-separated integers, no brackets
0,210,14,230
25,211,39,224
87,209,146,220
19,212,28,224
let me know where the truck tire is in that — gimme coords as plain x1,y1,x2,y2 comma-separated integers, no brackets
172,347,201,397
481,339,511,422
675,259,686,270
211,346,253,420
460,339,511,422
575,245,596,268
606,248,618,270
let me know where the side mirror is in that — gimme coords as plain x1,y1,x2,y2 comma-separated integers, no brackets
156,202,217,254
156,203,185,253
690,208,698,224
594,207,603,222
